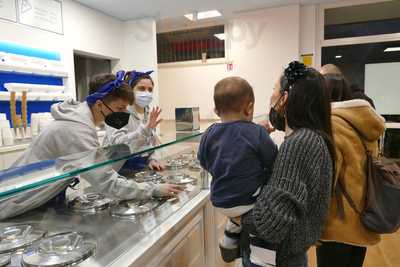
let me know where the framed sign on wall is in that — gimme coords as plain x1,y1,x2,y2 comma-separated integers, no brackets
0,0,17,22
17,0,63,34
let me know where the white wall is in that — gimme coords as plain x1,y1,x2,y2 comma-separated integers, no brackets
159,5,301,120
229,5,300,117
300,5,317,57
0,0,158,104
159,63,228,120
0,0,125,99
63,0,124,60
118,18,159,107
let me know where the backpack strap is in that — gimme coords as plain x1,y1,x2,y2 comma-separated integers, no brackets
333,114,367,219
336,178,361,219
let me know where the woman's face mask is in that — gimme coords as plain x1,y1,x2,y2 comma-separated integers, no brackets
269,86,286,132
135,91,153,108
269,103,285,132
101,101,130,129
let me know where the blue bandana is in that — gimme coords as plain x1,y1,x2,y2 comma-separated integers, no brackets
127,70,154,87
86,70,126,106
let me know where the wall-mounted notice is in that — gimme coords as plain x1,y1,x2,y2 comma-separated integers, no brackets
365,62,400,115
17,0,63,34
301,54,313,67
0,0,17,22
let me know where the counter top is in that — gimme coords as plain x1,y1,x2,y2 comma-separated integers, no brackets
0,142,30,154
1,185,210,267
0,131,106,155
109,190,210,267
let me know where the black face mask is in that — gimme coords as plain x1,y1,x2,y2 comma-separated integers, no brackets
269,96,286,131
101,102,130,129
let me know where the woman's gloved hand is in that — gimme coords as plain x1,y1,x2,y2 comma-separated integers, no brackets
146,107,163,129
156,184,185,197
148,159,165,171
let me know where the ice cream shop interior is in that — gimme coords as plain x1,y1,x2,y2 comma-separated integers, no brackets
0,1,399,267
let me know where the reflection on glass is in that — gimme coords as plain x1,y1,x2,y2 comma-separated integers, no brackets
157,25,225,63
322,41,400,115
0,115,268,201
0,131,203,199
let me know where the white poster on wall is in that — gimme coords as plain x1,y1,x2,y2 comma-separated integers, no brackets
365,62,400,115
0,0,17,22
17,0,63,34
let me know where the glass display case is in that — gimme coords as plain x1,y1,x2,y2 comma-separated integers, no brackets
0,126,210,267
0,115,269,267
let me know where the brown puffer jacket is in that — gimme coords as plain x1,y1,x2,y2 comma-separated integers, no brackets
321,99,386,246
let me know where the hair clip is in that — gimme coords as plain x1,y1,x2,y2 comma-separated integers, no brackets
284,61,308,86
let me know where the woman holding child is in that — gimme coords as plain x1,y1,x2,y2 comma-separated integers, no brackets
239,61,336,267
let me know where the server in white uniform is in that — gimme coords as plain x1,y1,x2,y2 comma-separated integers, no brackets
103,70,164,171
0,71,182,220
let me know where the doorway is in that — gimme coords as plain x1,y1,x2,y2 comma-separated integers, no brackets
74,53,111,102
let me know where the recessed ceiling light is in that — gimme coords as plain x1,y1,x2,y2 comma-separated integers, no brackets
384,47,400,52
198,10,222,20
335,55,343,59
184,10,222,21
214,33,225,40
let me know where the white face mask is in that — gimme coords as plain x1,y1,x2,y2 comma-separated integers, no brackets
135,91,153,108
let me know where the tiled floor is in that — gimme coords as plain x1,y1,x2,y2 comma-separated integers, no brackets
233,234,400,267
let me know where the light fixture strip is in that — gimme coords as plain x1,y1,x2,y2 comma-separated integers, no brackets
184,10,222,21
384,47,400,52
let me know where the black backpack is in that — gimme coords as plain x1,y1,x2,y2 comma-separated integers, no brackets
335,115,400,234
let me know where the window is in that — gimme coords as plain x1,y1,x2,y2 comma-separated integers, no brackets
157,25,225,64
322,41,400,115
324,2,400,40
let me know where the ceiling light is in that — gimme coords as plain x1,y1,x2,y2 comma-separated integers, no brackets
384,47,400,52
335,55,343,59
197,10,222,20
184,10,222,21
214,33,225,40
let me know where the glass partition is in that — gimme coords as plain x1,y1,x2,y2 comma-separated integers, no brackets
0,115,269,267
321,40,400,116
0,115,267,199
0,131,203,199
0,128,207,266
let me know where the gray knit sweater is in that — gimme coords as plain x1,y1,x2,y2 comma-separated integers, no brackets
242,128,333,267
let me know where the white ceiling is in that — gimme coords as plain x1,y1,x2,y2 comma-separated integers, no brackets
75,0,335,21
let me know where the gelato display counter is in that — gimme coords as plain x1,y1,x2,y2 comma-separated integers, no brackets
0,130,228,267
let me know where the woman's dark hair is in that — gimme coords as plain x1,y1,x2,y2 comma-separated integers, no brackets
124,71,154,88
280,62,336,167
89,74,134,105
324,73,352,102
